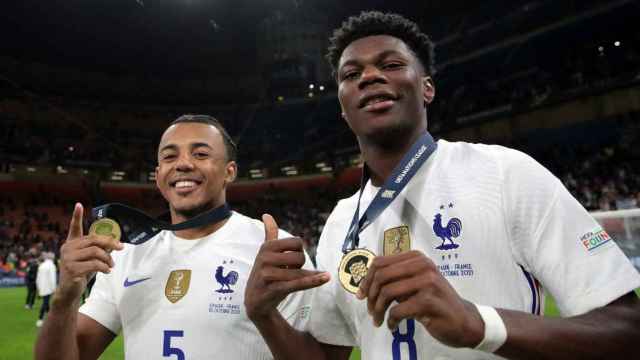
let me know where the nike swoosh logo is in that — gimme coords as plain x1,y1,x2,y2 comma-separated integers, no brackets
123,277,152,287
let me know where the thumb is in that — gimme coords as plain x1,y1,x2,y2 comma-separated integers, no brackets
67,202,84,241
262,213,279,242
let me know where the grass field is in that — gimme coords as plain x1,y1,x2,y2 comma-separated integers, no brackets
1,287,637,360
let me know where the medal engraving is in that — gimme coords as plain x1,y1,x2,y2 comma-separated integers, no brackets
338,249,376,294
89,218,122,242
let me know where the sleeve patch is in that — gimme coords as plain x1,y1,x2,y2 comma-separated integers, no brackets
580,228,612,252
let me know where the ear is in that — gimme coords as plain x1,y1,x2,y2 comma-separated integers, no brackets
339,97,348,121
154,166,160,191
422,76,435,106
224,161,238,187
337,89,348,121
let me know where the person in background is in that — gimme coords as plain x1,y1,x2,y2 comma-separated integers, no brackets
36,251,57,327
25,254,39,310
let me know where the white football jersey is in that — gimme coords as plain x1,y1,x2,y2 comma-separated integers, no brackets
309,140,640,360
80,211,312,360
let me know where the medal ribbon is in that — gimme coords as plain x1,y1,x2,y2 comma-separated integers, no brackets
91,203,232,245
342,132,437,253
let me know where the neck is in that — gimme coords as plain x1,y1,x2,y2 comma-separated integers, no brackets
173,219,229,239
360,128,426,187
170,202,229,240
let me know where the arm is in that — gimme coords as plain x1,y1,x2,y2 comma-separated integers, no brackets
251,310,352,360
35,297,116,360
245,214,350,360
358,251,640,360
491,149,640,357
496,292,640,360
34,203,122,360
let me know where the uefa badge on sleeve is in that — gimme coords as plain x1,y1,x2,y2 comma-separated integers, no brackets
338,249,375,294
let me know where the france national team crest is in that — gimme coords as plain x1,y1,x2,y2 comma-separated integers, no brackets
209,260,241,315
165,269,191,303
433,203,463,251
383,226,411,255
433,202,475,279
214,261,239,294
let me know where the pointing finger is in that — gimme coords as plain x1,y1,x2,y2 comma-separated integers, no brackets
262,213,279,242
66,203,84,242
273,272,331,293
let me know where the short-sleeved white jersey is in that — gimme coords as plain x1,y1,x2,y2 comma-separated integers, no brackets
80,211,312,360
309,140,640,360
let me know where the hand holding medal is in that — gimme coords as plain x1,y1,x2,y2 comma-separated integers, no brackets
54,203,124,307
355,250,484,349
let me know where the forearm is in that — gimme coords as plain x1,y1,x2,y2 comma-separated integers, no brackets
34,294,81,360
251,311,331,360
495,294,640,360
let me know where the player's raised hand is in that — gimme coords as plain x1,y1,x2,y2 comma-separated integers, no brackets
244,213,330,322
356,250,484,348
55,203,124,307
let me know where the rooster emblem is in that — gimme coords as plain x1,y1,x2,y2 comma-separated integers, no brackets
215,266,239,294
433,213,462,250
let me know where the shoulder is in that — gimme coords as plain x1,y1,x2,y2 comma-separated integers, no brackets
326,191,361,227
436,139,552,180
436,139,530,166
316,192,360,252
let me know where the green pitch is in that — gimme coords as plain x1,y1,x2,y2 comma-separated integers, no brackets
1,287,637,360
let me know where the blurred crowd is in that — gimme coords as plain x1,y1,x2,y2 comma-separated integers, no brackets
520,113,640,212
0,194,69,280
2,113,640,277
2,26,639,178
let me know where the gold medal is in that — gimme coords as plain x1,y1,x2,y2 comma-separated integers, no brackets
338,248,376,294
89,218,122,242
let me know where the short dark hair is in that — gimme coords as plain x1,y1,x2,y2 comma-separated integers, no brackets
326,11,435,78
170,114,237,162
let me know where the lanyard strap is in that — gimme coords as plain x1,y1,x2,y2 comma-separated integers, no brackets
342,132,437,253
92,202,231,244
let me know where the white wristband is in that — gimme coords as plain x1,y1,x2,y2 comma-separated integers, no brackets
473,304,507,353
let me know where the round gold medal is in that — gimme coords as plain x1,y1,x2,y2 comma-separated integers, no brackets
338,248,376,294
89,218,122,242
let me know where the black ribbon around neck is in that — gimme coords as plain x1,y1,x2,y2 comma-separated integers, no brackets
91,203,232,245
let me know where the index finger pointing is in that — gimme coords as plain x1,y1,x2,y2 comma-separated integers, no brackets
66,202,84,242
262,213,279,242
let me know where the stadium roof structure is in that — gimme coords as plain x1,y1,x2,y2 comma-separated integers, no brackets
4,0,612,103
